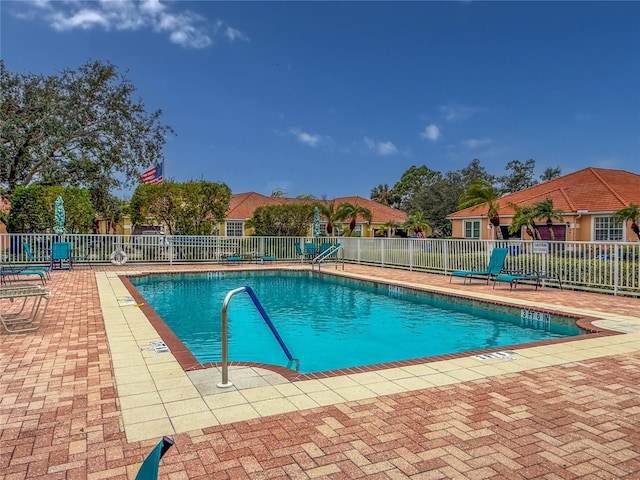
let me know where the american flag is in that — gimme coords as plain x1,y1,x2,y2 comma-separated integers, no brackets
140,163,163,184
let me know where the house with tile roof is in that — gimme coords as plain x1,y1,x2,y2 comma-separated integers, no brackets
223,193,407,237
447,168,640,242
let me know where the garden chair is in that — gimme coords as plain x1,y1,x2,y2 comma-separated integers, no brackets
449,247,509,285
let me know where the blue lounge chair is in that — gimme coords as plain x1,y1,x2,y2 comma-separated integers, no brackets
22,242,51,279
493,270,563,291
450,247,509,285
135,436,174,480
0,265,47,285
493,272,541,291
294,242,305,262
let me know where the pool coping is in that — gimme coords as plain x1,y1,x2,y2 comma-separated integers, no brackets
98,267,639,443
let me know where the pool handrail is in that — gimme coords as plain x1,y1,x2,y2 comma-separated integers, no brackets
311,243,343,271
218,286,297,388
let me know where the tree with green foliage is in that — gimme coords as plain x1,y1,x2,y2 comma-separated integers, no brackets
533,198,564,225
175,181,232,235
317,199,340,235
508,203,537,239
377,220,401,237
385,159,494,238
614,203,640,240
370,183,397,207
458,179,501,238
531,198,564,240
7,185,94,233
390,165,441,212
130,181,230,235
270,188,287,197
336,202,372,236
0,60,174,201
403,211,431,237
248,204,315,236
497,159,538,195
540,166,562,182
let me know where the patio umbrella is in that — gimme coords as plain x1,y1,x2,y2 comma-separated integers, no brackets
313,206,321,237
53,196,66,235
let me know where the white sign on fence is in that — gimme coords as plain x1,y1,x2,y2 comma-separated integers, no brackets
533,242,549,254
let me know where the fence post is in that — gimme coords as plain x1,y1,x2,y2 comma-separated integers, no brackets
409,240,414,271
614,243,619,296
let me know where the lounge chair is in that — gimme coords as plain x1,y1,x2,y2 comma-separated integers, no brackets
0,265,47,285
449,247,509,285
22,242,52,279
0,284,51,333
294,242,305,262
493,272,541,290
135,436,174,480
493,270,563,291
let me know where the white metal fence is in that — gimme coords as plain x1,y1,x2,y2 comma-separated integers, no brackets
3,233,639,297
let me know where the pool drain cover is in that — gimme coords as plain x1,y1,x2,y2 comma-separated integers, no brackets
150,340,170,353
474,350,516,361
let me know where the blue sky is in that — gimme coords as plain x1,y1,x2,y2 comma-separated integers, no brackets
2,1,639,200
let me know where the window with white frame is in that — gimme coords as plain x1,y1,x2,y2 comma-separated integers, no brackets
351,224,362,237
594,216,623,241
464,220,481,238
226,221,244,237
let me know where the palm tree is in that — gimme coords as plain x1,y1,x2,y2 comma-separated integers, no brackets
336,202,372,236
532,198,564,225
317,199,341,235
508,203,537,239
270,188,287,197
458,179,500,238
296,193,316,199
614,203,640,240
527,198,564,240
379,220,401,237
370,184,395,207
403,211,431,237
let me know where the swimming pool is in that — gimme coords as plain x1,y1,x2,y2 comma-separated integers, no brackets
129,271,583,374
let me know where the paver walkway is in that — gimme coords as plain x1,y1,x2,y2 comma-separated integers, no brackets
1,263,639,479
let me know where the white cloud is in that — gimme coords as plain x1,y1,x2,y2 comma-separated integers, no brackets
223,26,249,42
439,104,483,122
12,0,249,49
363,137,398,156
462,137,492,148
420,124,441,141
289,128,322,148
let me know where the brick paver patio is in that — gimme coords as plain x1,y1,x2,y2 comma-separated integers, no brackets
1,263,639,479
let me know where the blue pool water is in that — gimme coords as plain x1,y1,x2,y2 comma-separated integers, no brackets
129,271,582,374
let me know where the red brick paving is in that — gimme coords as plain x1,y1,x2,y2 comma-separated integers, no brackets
1,264,639,479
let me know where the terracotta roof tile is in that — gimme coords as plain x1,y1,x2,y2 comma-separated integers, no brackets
448,167,640,218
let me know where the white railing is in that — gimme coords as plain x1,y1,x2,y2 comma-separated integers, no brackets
2,233,638,297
